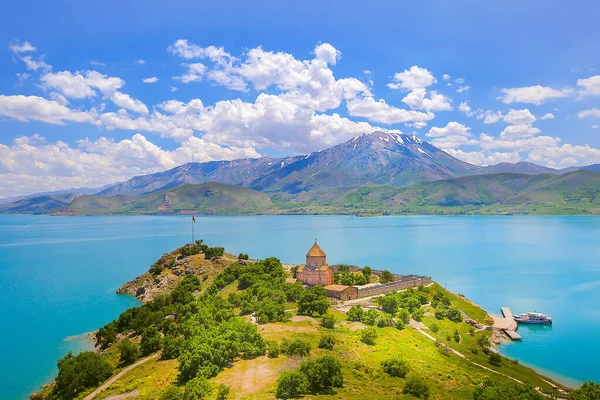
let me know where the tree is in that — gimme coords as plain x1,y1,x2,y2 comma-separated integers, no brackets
54,351,113,398
568,381,600,400
340,271,355,286
184,377,213,400
216,384,230,400
276,370,308,398
379,294,399,315
298,286,329,316
362,266,372,280
141,326,162,355
346,305,364,322
360,327,378,345
361,309,378,326
430,322,439,333
394,319,405,330
453,329,461,343
473,379,546,400
238,253,249,260
488,352,502,367
446,307,463,322
119,339,140,366
381,357,410,378
319,333,336,350
412,308,424,322
160,386,184,400
477,334,489,350
299,355,344,393
403,375,430,399
397,309,411,324
321,313,335,329
267,341,280,358
286,339,311,356
380,270,394,283
162,334,185,360
377,313,392,328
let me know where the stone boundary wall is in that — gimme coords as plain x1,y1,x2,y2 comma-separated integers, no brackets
357,275,432,297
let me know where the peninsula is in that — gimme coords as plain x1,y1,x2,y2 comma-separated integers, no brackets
32,241,597,400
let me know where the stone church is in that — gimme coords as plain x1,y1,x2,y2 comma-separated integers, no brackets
296,242,334,286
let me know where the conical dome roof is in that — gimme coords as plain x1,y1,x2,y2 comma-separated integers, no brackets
306,242,326,257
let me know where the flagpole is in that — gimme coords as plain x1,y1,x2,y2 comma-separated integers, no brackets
192,215,195,245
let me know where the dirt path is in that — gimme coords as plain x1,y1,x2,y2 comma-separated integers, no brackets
83,354,159,400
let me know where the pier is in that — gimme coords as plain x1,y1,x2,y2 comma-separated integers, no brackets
492,307,522,340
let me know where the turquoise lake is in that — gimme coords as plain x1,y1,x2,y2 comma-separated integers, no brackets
1,214,599,399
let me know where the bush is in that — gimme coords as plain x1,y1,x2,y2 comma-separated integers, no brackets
412,308,424,322
299,355,344,393
360,327,378,345
54,351,113,398
298,286,329,316
276,370,308,398
141,326,162,355
394,319,405,330
453,329,461,343
319,333,336,350
362,266,372,279
361,309,378,326
488,352,502,367
184,377,212,400
321,313,335,329
446,308,463,322
377,313,392,327
434,310,446,320
160,386,184,400
216,383,230,399
381,358,410,378
267,341,280,358
238,253,249,260
119,339,140,366
380,270,394,283
473,378,546,400
430,322,439,333
567,381,600,400
403,375,430,399
471,348,478,355
286,339,311,356
397,309,411,324
477,334,489,349
346,305,364,322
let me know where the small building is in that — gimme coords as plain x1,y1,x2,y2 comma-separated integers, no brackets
324,284,359,301
296,242,335,286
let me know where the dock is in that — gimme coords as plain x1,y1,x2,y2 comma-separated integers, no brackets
492,307,521,340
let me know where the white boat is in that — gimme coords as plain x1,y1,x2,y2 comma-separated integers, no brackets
513,312,552,325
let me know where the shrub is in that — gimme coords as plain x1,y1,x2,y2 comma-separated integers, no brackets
119,339,140,366
430,322,439,333
434,310,446,320
216,383,230,399
184,377,212,400
446,334,452,341
395,319,405,330
412,308,424,322
286,339,311,356
397,309,411,324
473,378,546,400
346,305,364,322
160,386,184,400
276,370,308,398
267,341,280,358
403,375,430,399
361,309,378,326
238,253,249,260
141,326,162,355
567,381,600,400
446,307,463,322
380,270,394,283
377,313,392,328
453,329,461,343
360,327,378,345
488,352,502,367
477,334,489,349
471,348,478,355
381,358,410,378
319,333,336,350
299,355,344,393
469,327,475,336
321,313,335,329
54,351,113,398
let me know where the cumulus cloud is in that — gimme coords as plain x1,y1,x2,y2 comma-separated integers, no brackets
540,113,555,120
503,109,536,125
388,66,437,90
458,101,474,117
476,110,503,124
135,59,146,65
0,95,96,125
577,75,600,97
401,89,452,111
578,108,600,119
143,76,159,83
499,85,571,104
10,41,37,53
425,122,475,149
110,92,149,114
346,96,434,124
500,124,541,139
20,55,52,72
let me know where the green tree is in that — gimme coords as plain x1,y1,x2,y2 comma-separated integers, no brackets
298,285,329,316
412,308,424,322
403,375,430,399
377,313,392,328
361,309,378,326
184,377,213,400
381,357,410,378
453,329,461,343
276,370,308,398
160,386,184,400
397,309,411,324
119,339,140,366
346,305,364,321
141,326,162,355
362,266,372,280
430,322,439,333
380,270,394,283
286,339,311,356
477,334,489,349
321,313,335,329
360,327,378,345
318,333,336,350
267,341,280,358
340,271,355,286
473,379,545,400
488,352,502,367
54,351,113,399
379,294,399,315
216,383,231,400
299,355,344,393
568,381,600,400
446,307,463,322
162,334,185,360
394,319,405,330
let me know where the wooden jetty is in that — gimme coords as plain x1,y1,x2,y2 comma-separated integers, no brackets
492,307,522,340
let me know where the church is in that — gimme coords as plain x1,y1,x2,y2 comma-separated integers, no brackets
295,242,335,286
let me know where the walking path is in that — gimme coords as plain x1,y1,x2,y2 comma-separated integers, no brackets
83,354,159,400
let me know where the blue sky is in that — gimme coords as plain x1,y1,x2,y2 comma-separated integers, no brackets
1,0,600,197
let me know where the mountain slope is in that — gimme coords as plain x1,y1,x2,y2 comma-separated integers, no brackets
479,162,560,175
68,182,273,215
0,193,77,214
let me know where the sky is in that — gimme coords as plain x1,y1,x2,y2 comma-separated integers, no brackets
1,0,600,198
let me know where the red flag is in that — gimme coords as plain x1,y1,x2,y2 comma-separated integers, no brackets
192,215,196,223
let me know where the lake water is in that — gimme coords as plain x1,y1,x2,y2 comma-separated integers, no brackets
1,215,599,398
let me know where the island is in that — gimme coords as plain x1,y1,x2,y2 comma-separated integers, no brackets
32,241,599,400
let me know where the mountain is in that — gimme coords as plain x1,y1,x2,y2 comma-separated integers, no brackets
98,132,483,196
0,193,78,214
66,182,273,215
479,162,560,175
0,185,112,205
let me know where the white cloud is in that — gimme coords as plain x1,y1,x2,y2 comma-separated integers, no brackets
499,85,571,104
503,109,536,125
41,70,124,99
143,76,159,83
425,122,475,149
16,72,30,81
174,63,207,83
540,113,555,120
457,85,470,93
401,89,452,111
388,66,437,90
0,95,96,125
476,110,503,124
110,92,149,114
346,96,434,124
577,75,600,96
89,60,105,66
578,108,600,119
500,124,541,139
10,41,37,53
135,59,146,65
442,74,451,81
590,125,599,129
455,77,465,84
458,101,473,117
20,55,52,72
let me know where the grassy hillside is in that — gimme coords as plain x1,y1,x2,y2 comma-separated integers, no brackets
33,243,575,400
